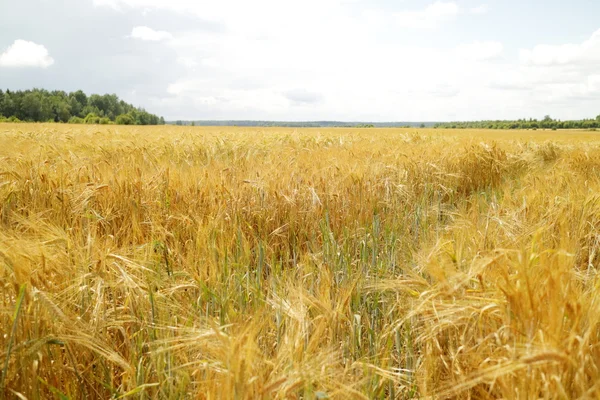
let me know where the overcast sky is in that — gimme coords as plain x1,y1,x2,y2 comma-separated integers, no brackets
1,0,600,121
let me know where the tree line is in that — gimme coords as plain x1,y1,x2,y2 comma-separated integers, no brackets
171,120,434,128
0,88,165,125
433,115,600,130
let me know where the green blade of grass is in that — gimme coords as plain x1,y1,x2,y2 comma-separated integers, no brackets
1,284,26,398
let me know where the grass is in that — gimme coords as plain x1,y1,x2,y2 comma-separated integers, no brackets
1,123,600,398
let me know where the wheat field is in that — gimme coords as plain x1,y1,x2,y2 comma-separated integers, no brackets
1,124,600,399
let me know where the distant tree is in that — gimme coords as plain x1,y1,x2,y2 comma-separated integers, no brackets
71,90,88,107
134,109,150,125
81,105,102,118
69,90,87,117
1,90,17,118
21,92,54,122
68,116,84,124
21,92,41,121
419,123,425,128
52,97,72,122
0,88,163,124
88,94,106,115
84,113,101,124
115,113,135,125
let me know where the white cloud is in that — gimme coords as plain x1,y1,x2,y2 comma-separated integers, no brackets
469,4,488,15
176,56,198,69
455,41,503,61
92,0,123,9
589,74,600,90
476,29,600,119
394,1,459,29
130,26,173,41
0,40,54,68
167,78,213,95
520,28,600,66
175,56,220,70
283,89,323,105
92,0,600,121
201,58,220,68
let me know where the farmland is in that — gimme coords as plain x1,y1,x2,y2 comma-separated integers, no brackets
1,124,600,398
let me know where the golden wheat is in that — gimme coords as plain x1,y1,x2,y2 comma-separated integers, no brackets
1,123,600,399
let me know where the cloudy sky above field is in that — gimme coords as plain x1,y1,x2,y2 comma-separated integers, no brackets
1,0,600,121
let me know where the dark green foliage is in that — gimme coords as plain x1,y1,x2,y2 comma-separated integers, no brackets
0,88,164,125
434,116,600,130
68,116,84,124
115,113,135,125
84,113,101,124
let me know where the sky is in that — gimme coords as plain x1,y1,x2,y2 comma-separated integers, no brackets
1,0,600,122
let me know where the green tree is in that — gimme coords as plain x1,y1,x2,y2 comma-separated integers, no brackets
81,105,102,118
71,90,88,106
68,116,84,124
51,96,72,122
84,113,101,124
115,113,135,125
0,88,163,124
69,90,88,117
21,92,43,121
0,90,17,118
